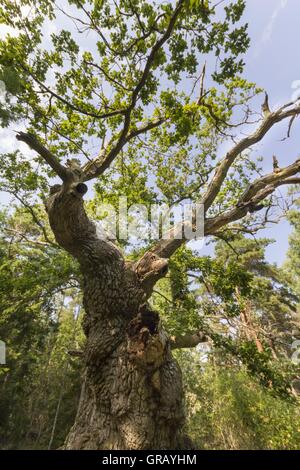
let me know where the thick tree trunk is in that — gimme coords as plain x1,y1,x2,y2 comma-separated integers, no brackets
45,179,187,450
64,309,185,450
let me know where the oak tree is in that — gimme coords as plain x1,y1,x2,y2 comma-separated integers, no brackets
1,0,300,449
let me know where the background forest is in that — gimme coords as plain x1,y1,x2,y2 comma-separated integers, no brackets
0,0,300,450
0,203,300,449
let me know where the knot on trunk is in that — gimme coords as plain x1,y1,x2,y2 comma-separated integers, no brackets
126,304,168,370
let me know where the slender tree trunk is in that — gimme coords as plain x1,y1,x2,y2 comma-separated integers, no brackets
236,288,263,353
45,180,187,450
242,305,263,353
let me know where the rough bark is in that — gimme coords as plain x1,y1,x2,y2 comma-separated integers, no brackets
45,177,187,450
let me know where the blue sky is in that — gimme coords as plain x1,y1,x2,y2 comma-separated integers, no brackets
238,0,300,264
0,0,299,265
198,0,300,265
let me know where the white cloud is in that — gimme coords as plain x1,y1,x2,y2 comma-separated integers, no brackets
262,0,288,44
0,127,18,153
0,5,36,40
0,24,20,40
0,126,34,158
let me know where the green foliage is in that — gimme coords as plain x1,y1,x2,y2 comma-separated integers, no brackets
152,237,299,399
285,200,300,296
0,208,82,449
0,0,253,162
177,352,300,449
0,296,84,449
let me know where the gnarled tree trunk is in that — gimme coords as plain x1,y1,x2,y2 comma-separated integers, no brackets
46,177,186,450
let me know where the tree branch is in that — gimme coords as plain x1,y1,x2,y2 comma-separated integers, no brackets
125,117,166,142
82,0,184,181
22,65,125,120
205,158,300,235
170,331,208,349
201,101,300,211
149,156,300,259
7,190,58,247
82,117,165,180
16,132,68,181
